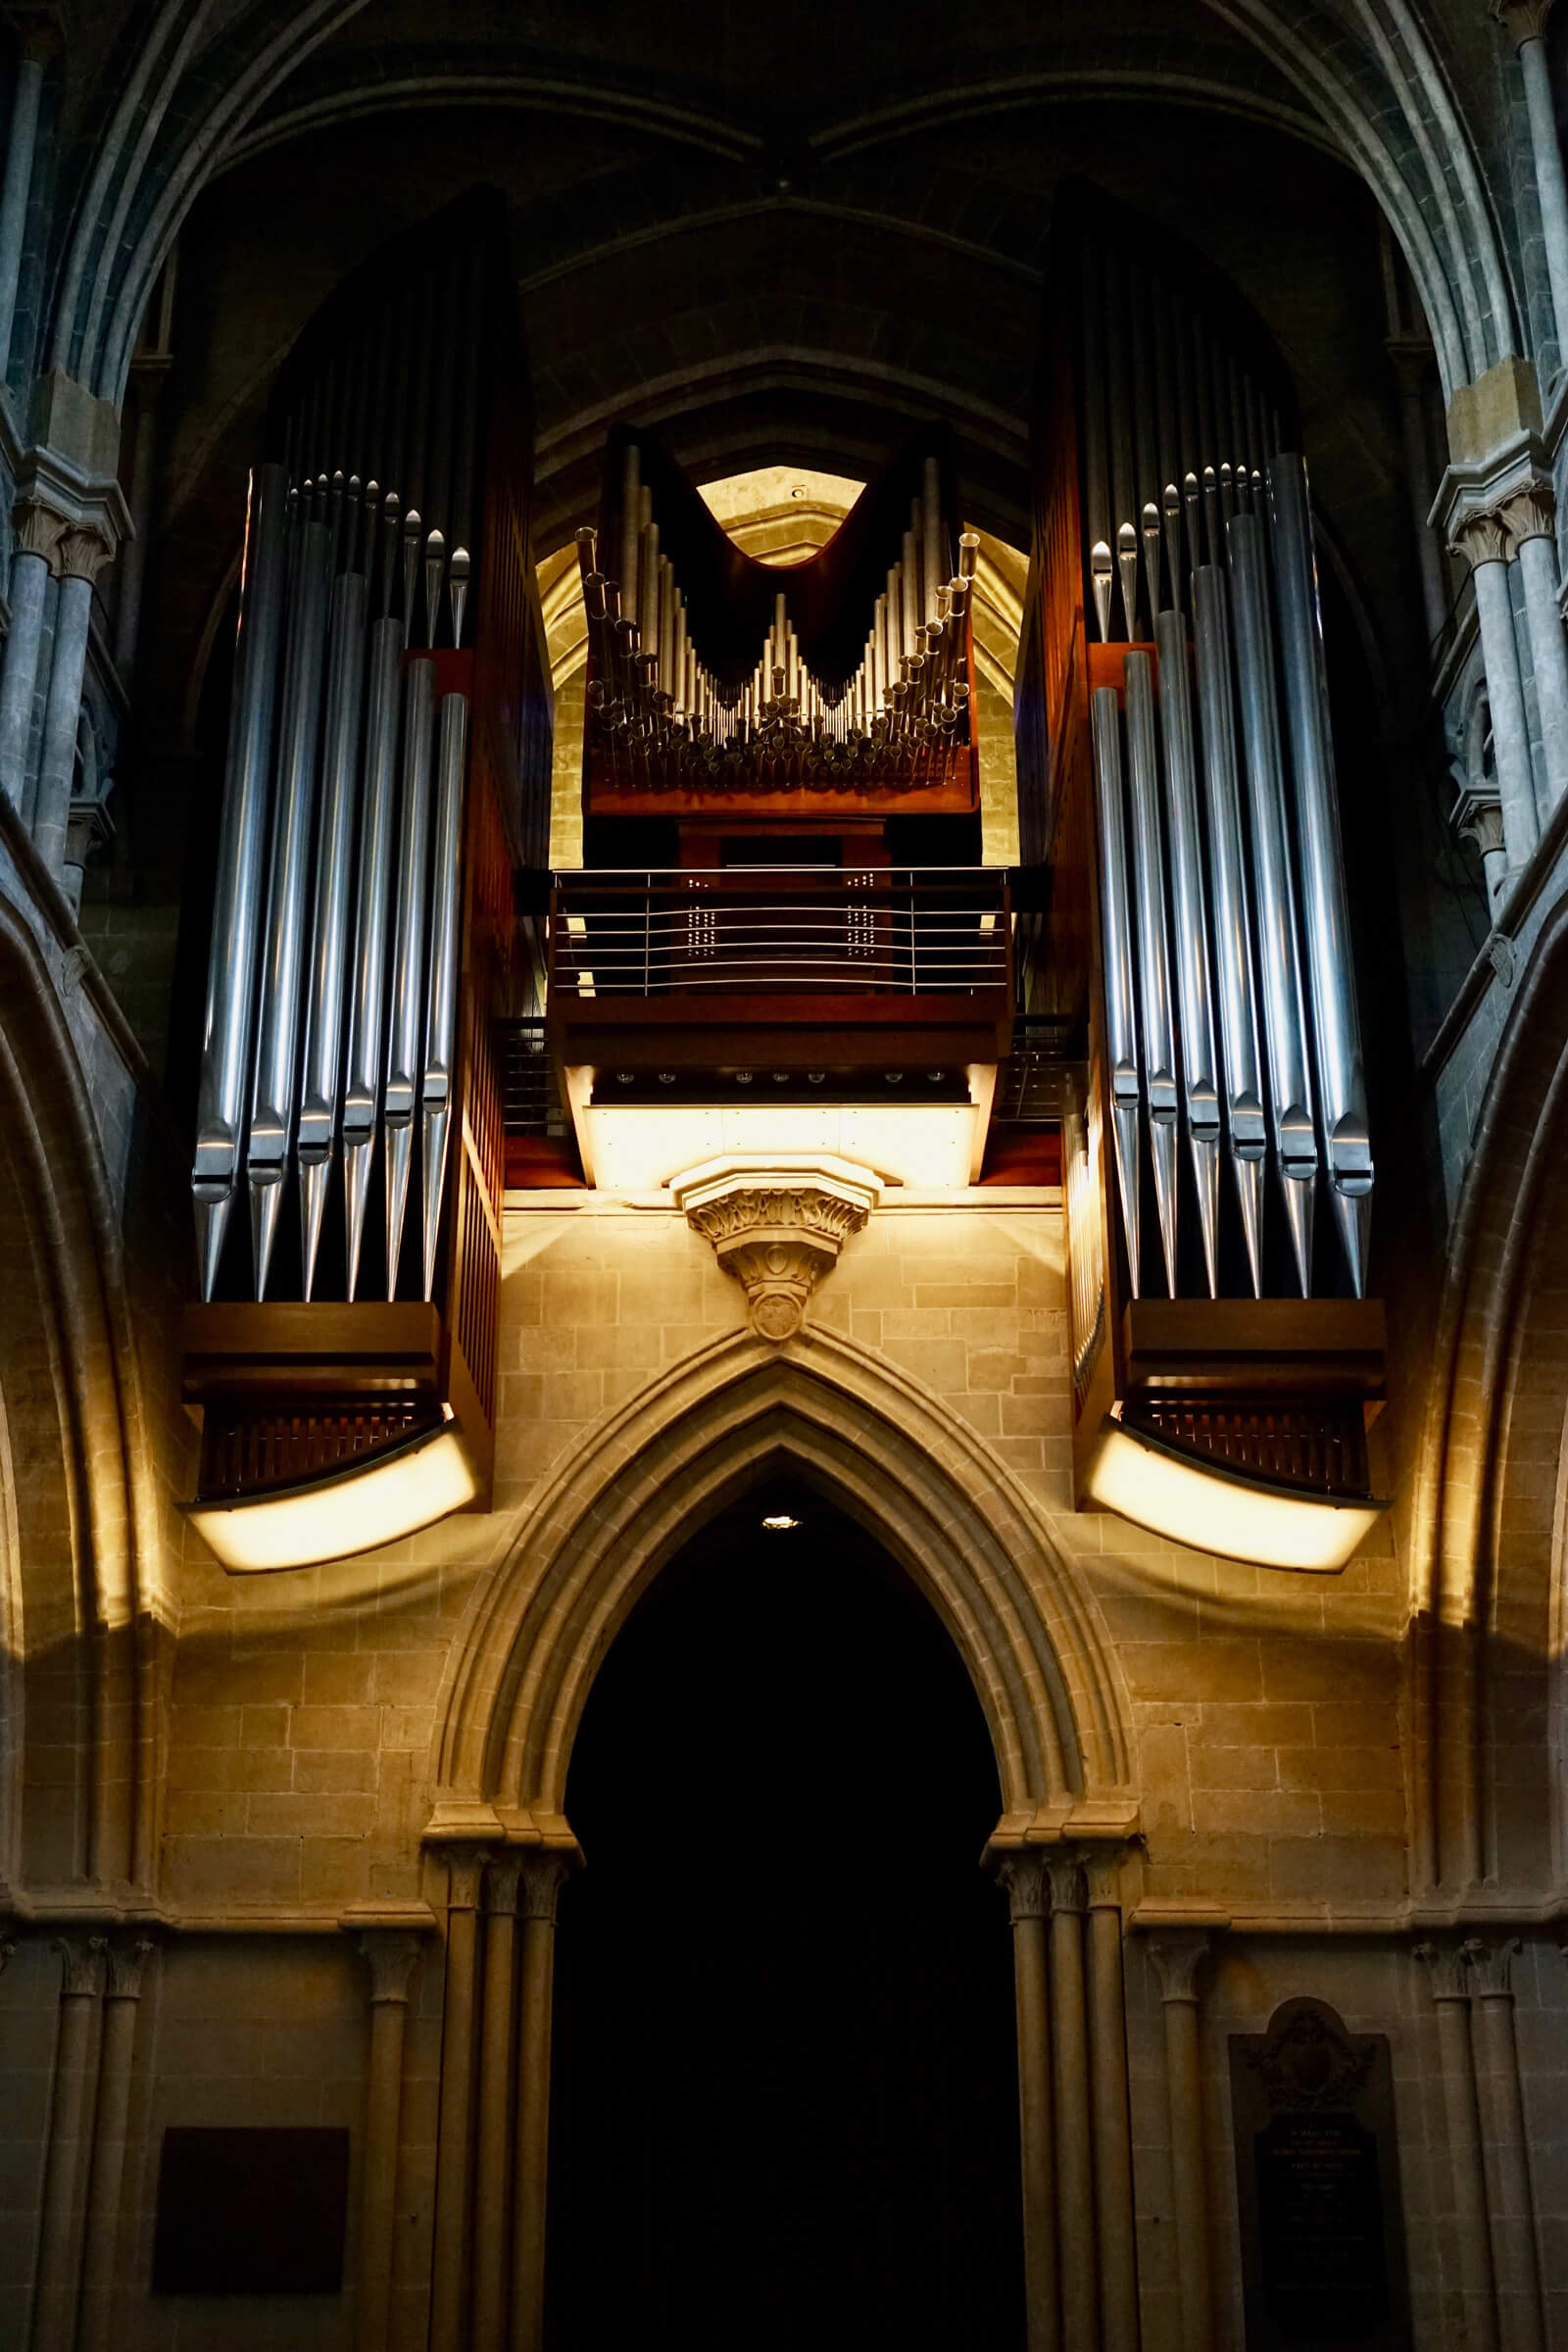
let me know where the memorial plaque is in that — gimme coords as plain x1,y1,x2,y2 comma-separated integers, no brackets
1230,1997,1411,2350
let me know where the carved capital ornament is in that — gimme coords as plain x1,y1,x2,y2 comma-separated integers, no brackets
673,1156,880,1339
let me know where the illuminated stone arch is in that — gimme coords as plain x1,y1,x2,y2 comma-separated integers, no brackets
429,1325,1136,1841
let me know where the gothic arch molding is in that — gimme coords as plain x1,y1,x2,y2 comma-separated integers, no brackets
1409,893,1568,1898
429,1326,1135,1842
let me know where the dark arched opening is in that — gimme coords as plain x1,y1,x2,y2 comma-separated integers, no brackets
545,1479,1024,2350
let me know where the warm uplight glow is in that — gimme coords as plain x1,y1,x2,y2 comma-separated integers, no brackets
188,1420,479,1573
761,1514,801,1531
1083,1415,1387,1573
576,1089,991,1193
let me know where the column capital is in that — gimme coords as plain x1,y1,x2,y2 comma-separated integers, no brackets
1414,1937,1473,2001
1493,0,1553,47
518,1850,575,1923
54,1934,107,1998
440,1846,491,1913
1462,1935,1521,1998
485,1847,529,1917
994,1849,1049,1923
1082,1842,1132,1909
1495,480,1556,545
104,1936,154,2001
11,497,65,569
1148,1931,1211,2005
56,524,115,584
1450,509,1513,568
1044,1848,1087,1915
358,1929,423,2008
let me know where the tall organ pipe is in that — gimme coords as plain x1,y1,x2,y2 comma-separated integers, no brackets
1090,683,1144,1295
1227,510,1318,1294
1154,609,1222,1295
420,693,470,1301
1123,652,1180,1296
343,616,405,1300
1267,454,1373,1295
192,464,289,1299
1192,564,1266,1294
384,657,437,1299
247,515,332,1299
296,567,368,1300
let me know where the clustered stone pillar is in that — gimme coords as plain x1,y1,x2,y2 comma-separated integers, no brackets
1494,1,1568,364
1465,1940,1547,2352
1045,1852,1098,2349
512,1852,572,2352
354,1930,423,2352
1451,512,1541,872
997,1852,1058,2352
473,1851,524,2350
1084,1852,1140,2352
430,1847,487,2352
74,1938,153,2352
1418,1940,1506,2352
32,530,112,878
1148,1933,1215,2352
1497,482,1568,820
0,501,59,812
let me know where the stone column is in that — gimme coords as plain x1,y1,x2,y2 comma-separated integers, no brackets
1045,1851,1098,2351
32,530,111,881
510,1852,572,2352
0,30,46,374
1494,1,1568,365
1453,513,1540,870
354,1931,422,2352
429,1848,487,2352
473,1850,524,2352
29,1935,106,2352
0,503,60,810
1454,792,1510,911
1466,1939,1546,2352
1418,1941,1499,2352
1084,1849,1140,2352
75,1938,153,2352
996,1851,1058,2352
1148,1935,1214,2352
1498,482,1568,818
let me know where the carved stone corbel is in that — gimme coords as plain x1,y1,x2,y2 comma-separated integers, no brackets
1450,509,1512,568
673,1155,880,1339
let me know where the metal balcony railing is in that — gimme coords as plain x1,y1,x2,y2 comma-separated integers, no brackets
548,868,1011,1001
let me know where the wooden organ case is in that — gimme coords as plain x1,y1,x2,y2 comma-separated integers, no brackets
182,190,553,1561
1015,188,1387,1564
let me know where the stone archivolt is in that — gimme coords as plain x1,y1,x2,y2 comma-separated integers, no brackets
673,1156,881,1339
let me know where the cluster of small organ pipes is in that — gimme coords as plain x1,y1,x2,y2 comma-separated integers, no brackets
576,445,977,780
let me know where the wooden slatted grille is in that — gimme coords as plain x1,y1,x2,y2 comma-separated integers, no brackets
1122,1395,1371,1498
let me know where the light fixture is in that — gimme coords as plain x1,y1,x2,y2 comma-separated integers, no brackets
188,1417,479,1573
761,1513,800,1531
1082,1414,1386,1573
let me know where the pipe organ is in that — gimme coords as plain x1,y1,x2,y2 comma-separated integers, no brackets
579,428,980,827
182,192,553,1557
1016,188,1386,1556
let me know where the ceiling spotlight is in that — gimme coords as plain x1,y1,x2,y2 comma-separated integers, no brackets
736,1070,753,1085
761,1513,800,1531
808,1071,824,1084
659,1071,676,1085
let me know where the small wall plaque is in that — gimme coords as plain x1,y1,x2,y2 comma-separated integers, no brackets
151,2126,350,2295
1229,1998,1411,2350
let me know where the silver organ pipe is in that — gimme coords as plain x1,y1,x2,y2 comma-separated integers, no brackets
296,567,368,1300
1267,454,1374,1297
247,515,331,1298
342,615,405,1302
1153,608,1222,1297
1090,684,1144,1294
420,692,469,1301
384,656,436,1299
192,464,288,1300
1227,509,1319,1294
1123,652,1181,1295
1192,564,1267,1295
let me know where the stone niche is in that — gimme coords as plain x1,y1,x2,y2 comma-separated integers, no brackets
1228,1996,1412,2352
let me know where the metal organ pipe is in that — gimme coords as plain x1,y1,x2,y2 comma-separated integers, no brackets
1123,652,1181,1295
247,515,332,1299
1154,609,1222,1296
1227,509,1319,1294
420,692,469,1302
343,615,406,1302
384,656,437,1300
1090,684,1144,1295
1267,454,1373,1296
297,567,368,1301
191,464,289,1299
1192,564,1267,1296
